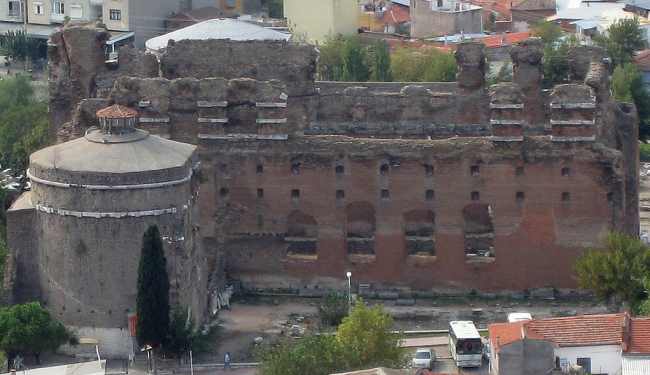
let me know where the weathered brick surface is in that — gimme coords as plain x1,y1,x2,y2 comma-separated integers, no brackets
12,25,639,337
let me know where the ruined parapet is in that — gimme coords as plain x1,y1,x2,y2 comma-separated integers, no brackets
549,84,596,142
48,24,159,140
110,76,291,143
510,38,545,126
455,42,486,92
48,24,110,137
585,60,611,103
567,45,607,82
489,83,524,141
159,39,318,97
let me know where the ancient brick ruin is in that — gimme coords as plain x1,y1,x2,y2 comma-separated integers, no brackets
2,24,640,353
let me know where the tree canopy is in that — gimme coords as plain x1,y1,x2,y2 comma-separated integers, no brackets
164,305,216,361
595,17,648,67
0,31,47,63
336,302,406,369
0,302,74,364
391,47,457,82
259,301,406,375
136,225,170,348
0,75,48,173
575,232,650,313
317,35,457,83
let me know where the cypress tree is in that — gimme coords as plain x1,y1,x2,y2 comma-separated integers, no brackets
136,225,170,348
371,40,392,82
342,37,370,82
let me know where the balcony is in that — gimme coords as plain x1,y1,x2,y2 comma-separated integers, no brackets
50,13,65,23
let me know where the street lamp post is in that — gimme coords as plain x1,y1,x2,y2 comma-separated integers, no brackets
346,271,352,313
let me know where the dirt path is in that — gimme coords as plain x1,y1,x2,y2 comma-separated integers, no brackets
201,300,318,363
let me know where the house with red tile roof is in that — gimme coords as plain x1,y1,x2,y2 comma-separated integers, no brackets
622,318,650,375
489,313,650,375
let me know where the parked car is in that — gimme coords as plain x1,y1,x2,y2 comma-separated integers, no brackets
412,348,435,369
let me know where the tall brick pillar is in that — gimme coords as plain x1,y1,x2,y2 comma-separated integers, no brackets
455,42,486,92
510,39,545,127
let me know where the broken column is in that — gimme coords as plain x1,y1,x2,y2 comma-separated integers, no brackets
455,42,486,92
510,39,545,126
48,24,110,137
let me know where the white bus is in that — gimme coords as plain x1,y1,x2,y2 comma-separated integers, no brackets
449,321,483,368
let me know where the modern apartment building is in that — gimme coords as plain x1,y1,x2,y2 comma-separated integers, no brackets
0,0,184,47
0,0,25,23
284,0,359,44
26,0,101,25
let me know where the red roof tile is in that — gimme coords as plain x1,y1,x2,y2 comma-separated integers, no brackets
481,32,531,48
629,318,650,354
96,104,139,119
489,321,525,354
524,313,626,347
381,4,411,26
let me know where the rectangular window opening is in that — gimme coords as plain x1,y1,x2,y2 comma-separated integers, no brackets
425,189,435,201
471,191,480,201
561,167,571,177
336,190,345,200
109,9,121,20
381,189,390,200
257,189,264,198
291,189,300,199
424,164,434,177
471,165,480,176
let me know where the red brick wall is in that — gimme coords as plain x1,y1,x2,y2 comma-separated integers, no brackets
202,140,620,292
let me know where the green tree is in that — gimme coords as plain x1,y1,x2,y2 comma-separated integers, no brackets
342,37,370,82
575,232,650,312
488,62,512,86
542,40,571,87
639,278,650,316
165,306,216,362
0,30,47,64
0,75,48,172
318,292,348,327
531,20,563,46
369,40,392,82
0,302,74,365
423,50,457,82
595,17,647,67
136,225,170,348
336,301,406,369
317,35,346,81
611,63,650,140
260,301,406,374
259,335,344,375
391,47,457,82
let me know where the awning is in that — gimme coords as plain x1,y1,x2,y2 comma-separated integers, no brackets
107,31,135,45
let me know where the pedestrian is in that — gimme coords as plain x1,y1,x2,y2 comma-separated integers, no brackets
224,352,231,370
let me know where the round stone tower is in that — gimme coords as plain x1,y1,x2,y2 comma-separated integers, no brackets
23,105,206,356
